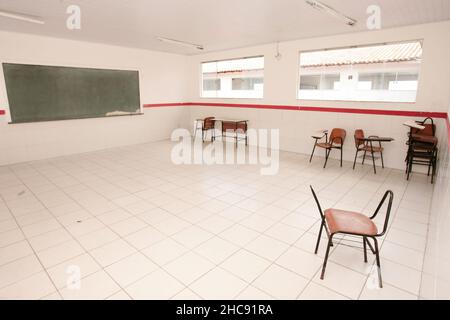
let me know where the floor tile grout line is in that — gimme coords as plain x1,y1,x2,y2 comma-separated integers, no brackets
356,166,415,300
0,190,62,298
231,160,368,300
296,161,374,299
0,144,432,302
416,179,435,300
295,163,394,300
8,166,139,300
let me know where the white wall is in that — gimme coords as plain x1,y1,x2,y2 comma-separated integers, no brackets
186,21,450,170
0,31,189,165
2,21,450,169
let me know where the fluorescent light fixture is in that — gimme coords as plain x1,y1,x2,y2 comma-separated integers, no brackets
0,9,45,24
156,37,204,50
305,0,357,26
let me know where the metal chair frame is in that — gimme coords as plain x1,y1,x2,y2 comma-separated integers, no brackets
310,129,346,169
405,117,438,184
353,130,385,174
310,186,394,288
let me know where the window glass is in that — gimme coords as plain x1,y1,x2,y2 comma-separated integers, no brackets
298,41,422,102
201,56,264,98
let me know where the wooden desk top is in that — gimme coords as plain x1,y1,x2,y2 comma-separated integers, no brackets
311,130,328,139
196,118,248,123
403,120,425,130
362,137,395,142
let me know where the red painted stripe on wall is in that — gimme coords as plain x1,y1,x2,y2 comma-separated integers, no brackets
144,103,190,108
0,110,5,115
298,106,447,118
185,102,301,111
447,116,450,150
143,102,448,119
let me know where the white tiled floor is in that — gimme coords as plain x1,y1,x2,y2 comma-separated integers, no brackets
0,140,433,300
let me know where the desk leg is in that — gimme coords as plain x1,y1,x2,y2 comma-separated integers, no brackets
193,121,200,141
235,123,238,148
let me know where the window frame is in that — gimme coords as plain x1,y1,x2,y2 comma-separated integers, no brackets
199,55,265,99
297,40,424,103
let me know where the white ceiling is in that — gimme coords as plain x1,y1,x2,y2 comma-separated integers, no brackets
0,0,449,55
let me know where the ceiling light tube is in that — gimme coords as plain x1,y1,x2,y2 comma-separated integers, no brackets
156,37,204,50
0,9,45,24
305,0,357,26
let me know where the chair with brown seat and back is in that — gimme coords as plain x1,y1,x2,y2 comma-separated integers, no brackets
353,129,385,174
310,186,394,288
310,128,347,168
202,117,216,142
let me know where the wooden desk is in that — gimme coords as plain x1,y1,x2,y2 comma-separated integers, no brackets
361,137,394,143
194,118,249,146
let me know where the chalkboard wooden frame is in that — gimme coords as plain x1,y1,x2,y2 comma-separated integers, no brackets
3,63,142,124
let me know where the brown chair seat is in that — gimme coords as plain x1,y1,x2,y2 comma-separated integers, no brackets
316,142,333,149
411,134,438,145
324,209,378,236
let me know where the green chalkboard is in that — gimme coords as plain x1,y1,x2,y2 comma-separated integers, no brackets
2,63,141,123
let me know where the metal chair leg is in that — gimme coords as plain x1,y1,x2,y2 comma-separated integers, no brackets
315,221,325,254
431,151,437,184
370,142,377,174
405,146,411,174
373,238,382,288
371,150,377,174
323,148,331,169
362,150,367,165
320,235,333,280
363,237,368,263
407,153,412,181
380,151,385,169
353,150,359,170
340,147,343,167
310,141,318,163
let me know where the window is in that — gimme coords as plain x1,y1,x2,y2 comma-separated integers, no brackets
298,41,422,102
201,56,264,98
203,79,221,91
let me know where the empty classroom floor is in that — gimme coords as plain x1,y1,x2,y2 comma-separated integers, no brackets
0,140,431,300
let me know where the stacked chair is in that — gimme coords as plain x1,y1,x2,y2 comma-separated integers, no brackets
405,117,438,184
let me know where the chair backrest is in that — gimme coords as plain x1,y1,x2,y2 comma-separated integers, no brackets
354,129,365,148
371,190,394,236
411,117,435,137
203,117,215,129
329,128,346,146
236,121,248,133
310,186,324,221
